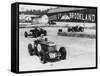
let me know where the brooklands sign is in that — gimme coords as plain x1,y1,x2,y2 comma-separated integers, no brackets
48,12,96,23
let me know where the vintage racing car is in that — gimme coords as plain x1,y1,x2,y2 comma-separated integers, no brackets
58,26,84,33
28,38,67,64
24,27,47,38
68,26,84,32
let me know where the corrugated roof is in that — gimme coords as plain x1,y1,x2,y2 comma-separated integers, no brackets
48,7,85,13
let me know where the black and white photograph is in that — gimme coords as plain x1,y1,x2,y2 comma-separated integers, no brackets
17,3,97,72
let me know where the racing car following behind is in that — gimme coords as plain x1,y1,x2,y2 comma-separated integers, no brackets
68,25,84,32
24,27,47,38
28,38,67,64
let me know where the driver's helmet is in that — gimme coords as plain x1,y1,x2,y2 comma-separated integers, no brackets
36,34,44,41
40,34,44,38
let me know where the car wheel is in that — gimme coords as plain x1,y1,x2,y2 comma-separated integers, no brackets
43,31,47,36
58,29,62,32
28,43,34,56
24,32,28,37
81,28,84,32
59,47,67,60
40,52,47,64
41,59,46,64
45,38,48,41
68,28,70,32
40,56,47,64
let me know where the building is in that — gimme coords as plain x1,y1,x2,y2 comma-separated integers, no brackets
31,15,48,24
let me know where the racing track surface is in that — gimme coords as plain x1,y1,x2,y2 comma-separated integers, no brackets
19,27,96,71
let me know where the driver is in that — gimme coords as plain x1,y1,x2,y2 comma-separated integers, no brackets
34,34,45,45
33,34,45,56
37,34,44,41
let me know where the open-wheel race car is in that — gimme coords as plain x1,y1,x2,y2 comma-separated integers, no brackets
28,38,67,64
24,27,47,38
58,25,84,33
68,25,84,32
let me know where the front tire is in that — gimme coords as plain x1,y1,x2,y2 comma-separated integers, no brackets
59,47,67,60
40,52,47,64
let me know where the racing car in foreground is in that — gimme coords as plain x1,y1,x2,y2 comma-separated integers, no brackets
24,27,47,38
28,38,67,64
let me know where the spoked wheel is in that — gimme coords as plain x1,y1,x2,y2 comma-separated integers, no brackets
59,47,67,60
33,44,42,56
37,44,42,52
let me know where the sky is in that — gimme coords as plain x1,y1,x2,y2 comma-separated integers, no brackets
19,5,57,11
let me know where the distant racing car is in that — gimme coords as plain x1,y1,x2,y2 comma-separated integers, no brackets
24,27,47,38
58,26,84,33
68,26,84,32
28,38,67,64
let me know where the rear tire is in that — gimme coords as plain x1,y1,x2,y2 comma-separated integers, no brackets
24,32,28,38
68,28,70,32
44,31,47,36
59,47,66,60
28,44,34,56
41,58,46,64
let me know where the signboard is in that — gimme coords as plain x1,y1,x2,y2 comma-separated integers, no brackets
48,9,96,23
